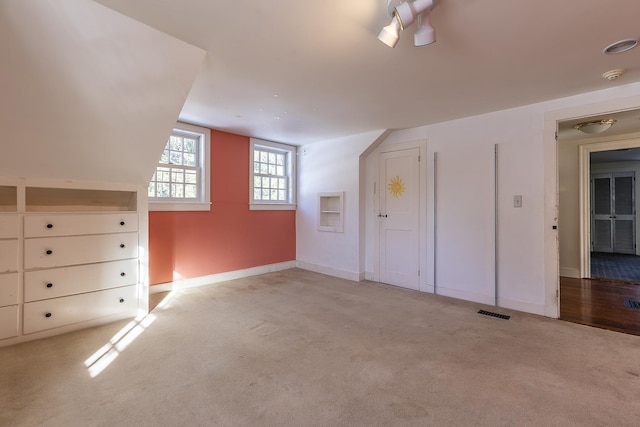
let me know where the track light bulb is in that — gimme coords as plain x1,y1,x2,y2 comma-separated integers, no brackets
378,16,401,48
414,10,436,46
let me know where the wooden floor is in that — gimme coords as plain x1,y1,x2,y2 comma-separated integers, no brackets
560,276,640,336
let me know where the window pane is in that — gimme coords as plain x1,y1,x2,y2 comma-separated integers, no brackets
172,170,184,183
279,178,286,189
148,183,155,197
270,189,278,200
170,136,183,151
185,184,197,198
260,164,268,174
254,189,261,200
158,183,170,197
171,183,184,198
184,139,197,153
185,171,197,184
278,190,285,200
268,153,276,164
262,189,270,199
160,150,169,164
170,152,183,165
254,176,261,187
184,153,196,166
268,165,276,175
276,166,284,176
260,151,268,162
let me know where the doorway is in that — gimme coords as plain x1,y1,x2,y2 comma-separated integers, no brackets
558,122,640,335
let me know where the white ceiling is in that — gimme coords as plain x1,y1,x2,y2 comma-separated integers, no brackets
96,0,640,145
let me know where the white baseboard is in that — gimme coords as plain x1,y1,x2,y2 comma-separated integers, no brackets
435,286,495,306
559,267,580,278
497,297,546,316
149,282,173,294
365,272,375,281
295,260,362,282
151,261,297,292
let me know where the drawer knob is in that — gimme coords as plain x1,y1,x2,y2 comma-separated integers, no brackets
120,272,126,277
46,283,53,288
120,243,125,248
119,298,125,303
120,221,125,226
45,249,53,255
45,312,52,318
46,223,53,229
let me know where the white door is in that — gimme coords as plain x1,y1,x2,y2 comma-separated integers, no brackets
592,172,635,254
378,148,420,290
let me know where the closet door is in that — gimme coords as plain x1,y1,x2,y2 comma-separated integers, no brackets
591,172,635,254
592,174,613,252
612,173,635,254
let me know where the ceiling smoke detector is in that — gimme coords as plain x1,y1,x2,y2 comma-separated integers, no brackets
602,69,625,81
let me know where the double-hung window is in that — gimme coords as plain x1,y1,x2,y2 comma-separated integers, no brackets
250,138,296,210
149,122,210,211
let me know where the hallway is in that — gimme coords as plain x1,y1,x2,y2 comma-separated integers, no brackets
560,276,640,335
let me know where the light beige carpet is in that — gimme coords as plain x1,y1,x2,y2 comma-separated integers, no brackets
2,268,640,426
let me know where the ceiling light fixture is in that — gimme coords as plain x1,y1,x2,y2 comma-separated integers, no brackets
573,119,617,134
603,38,638,54
378,0,437,48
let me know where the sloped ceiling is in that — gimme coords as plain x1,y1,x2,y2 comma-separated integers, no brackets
0,0,205,185
96,0,640,144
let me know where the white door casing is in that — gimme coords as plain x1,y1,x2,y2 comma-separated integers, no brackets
378,148,420,290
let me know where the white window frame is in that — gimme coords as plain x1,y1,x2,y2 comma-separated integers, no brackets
250,138,297,210
149,122,211,211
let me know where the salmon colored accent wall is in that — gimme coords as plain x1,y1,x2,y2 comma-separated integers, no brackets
148,129,296,285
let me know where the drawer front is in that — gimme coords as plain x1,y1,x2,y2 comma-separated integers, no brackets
0,239,18,273
24,212,138,238
0,305,18,340
25,259,138,302
23,285,137,334
0,273,19,306
24,233,138,269
0,215,18,239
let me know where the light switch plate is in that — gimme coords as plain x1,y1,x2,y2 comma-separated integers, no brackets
514,195,523,208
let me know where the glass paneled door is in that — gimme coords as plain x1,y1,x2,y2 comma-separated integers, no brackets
591,172,635,254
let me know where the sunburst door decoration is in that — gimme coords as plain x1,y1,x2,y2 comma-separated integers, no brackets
388,175,406,198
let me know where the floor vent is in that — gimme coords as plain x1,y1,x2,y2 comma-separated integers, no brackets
624,299,640,310
478,309,510,320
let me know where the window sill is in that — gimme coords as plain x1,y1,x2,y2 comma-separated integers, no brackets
249,203,296,211
149,201,211,212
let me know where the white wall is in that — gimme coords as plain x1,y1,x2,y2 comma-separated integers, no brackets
298,81,640,318
296,130,386,280
0,1,205,186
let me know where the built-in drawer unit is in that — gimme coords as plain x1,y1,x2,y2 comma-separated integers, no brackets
0,273,19,307
24,232,139,269
0,215,18,239
23,285,137,334
24,259,138,302
0,240,18,273
0,182,146,347
0,305,18,340
24,212,138,238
